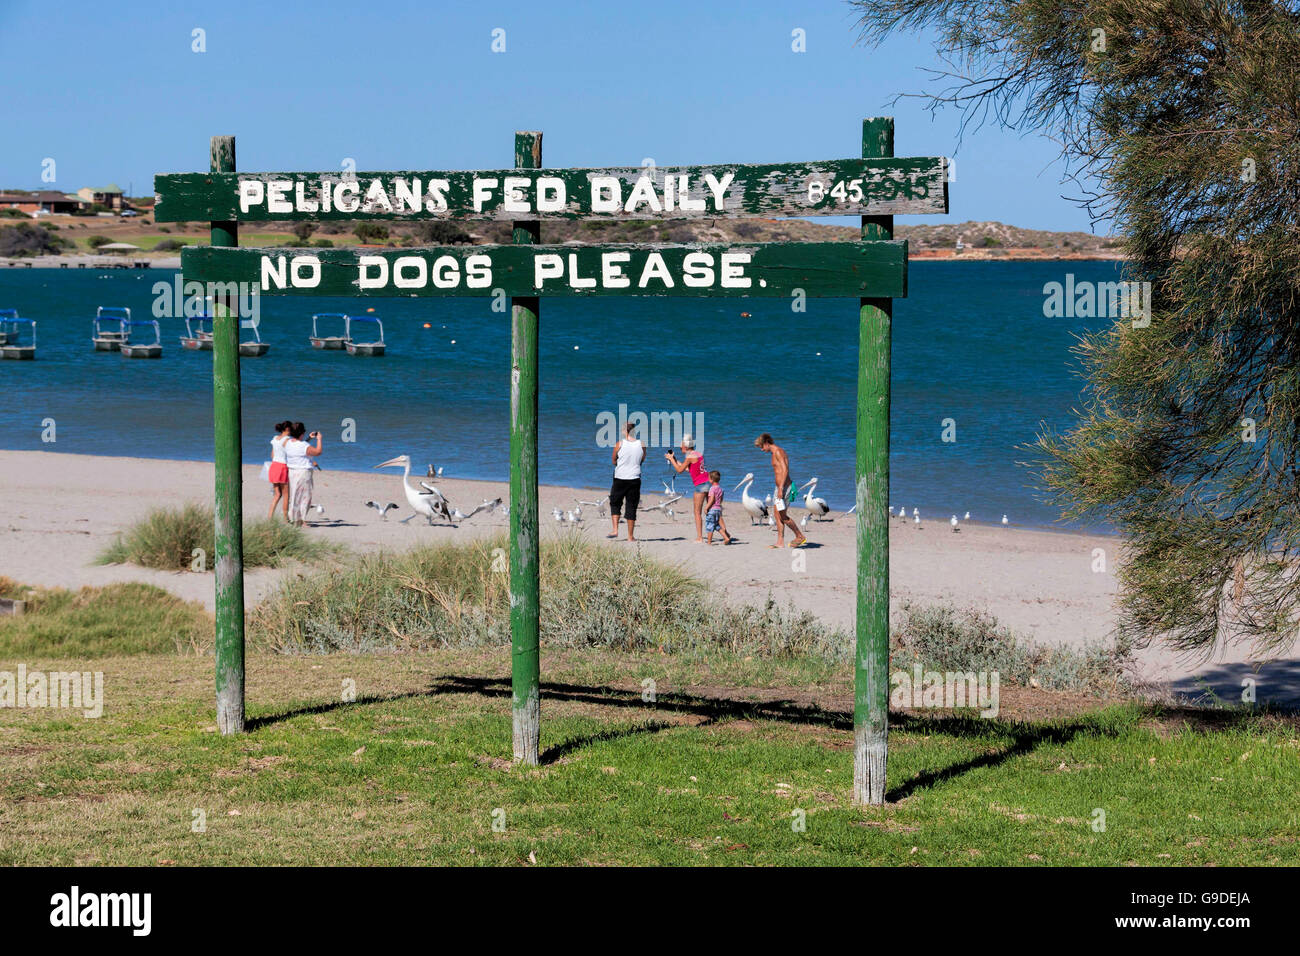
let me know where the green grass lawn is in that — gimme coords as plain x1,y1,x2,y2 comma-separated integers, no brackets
2,649,1296,865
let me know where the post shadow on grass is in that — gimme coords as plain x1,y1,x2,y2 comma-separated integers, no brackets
424,675,1120,786
243,674,1286,796
243,691,430,731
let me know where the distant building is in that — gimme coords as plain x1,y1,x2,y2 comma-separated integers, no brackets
76,184,125,210
0,191,85,215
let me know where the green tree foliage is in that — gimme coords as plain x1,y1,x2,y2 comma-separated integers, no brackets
853,1,1300,655
291,221,318,243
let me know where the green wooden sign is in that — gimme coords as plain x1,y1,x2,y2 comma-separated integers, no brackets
180,118,941,809
154,157,948,222
182,240,907,298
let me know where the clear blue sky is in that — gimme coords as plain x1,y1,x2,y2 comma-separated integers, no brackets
0,0,1101,233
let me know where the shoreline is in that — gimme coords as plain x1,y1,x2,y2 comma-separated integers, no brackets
0,445,1118,539
2,449,1294,707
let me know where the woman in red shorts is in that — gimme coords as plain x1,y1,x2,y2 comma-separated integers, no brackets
267,420,291,520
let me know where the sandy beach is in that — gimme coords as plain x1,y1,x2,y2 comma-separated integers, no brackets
1,449,1293,706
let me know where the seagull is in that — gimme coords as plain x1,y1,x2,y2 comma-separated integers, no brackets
951,514,960,532
552,507,564,522
661,476,677,496
964,511,971,520
365,500,400,519
914,514,921,527
576,497,606,518
845,504,858,516
452,498,502,522
798,478,831,521
426,464,444,479
1001,515,1009,525
312,504,325,515
888,506,895,516
912,507,919,519
642,494,683,515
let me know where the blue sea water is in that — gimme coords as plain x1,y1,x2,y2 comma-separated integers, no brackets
0,260,1123,530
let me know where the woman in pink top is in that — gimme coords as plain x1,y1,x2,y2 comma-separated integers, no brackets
664,434,709,543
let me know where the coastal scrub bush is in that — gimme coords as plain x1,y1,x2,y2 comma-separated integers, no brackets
0,223,68,257
86,234,112,249
353,223,389,244
412,220,471,244
0,208,28,219
97,503,338,571
250,534,844,660
892,602,1134,697
153,239,184,252
0,580,211,657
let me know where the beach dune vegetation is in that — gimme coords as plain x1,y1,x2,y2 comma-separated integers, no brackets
97,503,336,571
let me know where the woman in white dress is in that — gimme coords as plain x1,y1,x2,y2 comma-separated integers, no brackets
283,422,323,527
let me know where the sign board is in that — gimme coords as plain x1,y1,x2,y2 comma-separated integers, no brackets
155,157,948,222
182,240,908,298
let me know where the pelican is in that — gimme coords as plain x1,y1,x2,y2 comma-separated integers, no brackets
798,478,830,520
365,500,400,519
732,472,769,525
375,455,453,524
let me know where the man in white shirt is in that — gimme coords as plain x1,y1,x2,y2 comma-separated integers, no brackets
608,421,645,542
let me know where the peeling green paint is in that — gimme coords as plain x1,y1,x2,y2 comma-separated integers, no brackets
510,131,542,767
854,117,894,805
181,240,908,299
154,157,948,222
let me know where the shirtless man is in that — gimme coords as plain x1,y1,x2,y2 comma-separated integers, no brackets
755,433,807,548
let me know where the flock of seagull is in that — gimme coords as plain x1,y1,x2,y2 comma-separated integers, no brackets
356,453,1012,533
888,505,1011,532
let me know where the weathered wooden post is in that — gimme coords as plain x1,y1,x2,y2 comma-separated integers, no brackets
854,117,894,804
210,134,245,736
510,131,543,764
